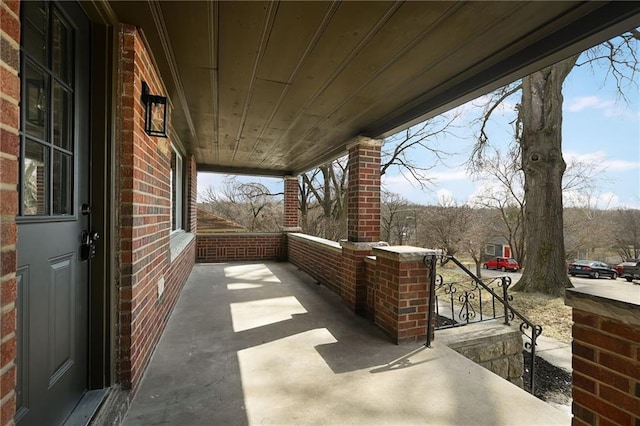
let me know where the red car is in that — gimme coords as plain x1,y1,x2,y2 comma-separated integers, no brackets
483,257,520,272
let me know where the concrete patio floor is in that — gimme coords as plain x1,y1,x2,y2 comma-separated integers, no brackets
123,262,569,425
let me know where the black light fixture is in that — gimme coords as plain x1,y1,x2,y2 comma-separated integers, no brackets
141,81,168,137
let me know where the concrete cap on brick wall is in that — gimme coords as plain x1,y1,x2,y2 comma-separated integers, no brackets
566,285,640,326
340,240,386,251
373,246,440,262
346,135,383,150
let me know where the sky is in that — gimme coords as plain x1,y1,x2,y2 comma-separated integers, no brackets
198,40,640,209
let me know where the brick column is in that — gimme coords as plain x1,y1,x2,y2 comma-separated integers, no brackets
1,0,21,421
373,246,436,344
565,287,640,425
282,176,300,231
346,137,382,242
340,137,383,313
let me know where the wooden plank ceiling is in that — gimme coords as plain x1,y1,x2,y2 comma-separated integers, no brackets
107,1,640,176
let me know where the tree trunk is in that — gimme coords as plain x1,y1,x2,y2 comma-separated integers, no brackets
512,56,578,296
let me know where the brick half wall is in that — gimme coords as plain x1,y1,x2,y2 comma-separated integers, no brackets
566,287,640,426
287,233,342,294
196,233,286,263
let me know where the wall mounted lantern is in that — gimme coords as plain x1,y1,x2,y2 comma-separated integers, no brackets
141,81,168,137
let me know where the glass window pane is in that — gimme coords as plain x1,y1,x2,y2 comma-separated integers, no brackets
53,151,72,215
52,12,72,84
53,82,72,151
23,140,48,216
24,63,48,140
22,1,48,65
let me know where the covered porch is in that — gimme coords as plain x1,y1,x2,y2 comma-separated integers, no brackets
121,261,568,425
1,1,639,425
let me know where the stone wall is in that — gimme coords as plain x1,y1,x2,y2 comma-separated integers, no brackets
437,321,524,387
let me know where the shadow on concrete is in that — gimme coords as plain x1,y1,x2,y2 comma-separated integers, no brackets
124,261,569,426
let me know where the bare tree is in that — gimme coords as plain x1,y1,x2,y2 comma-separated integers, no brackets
299,115,458,240
420,196,471,261
469,147,526,264
564,207,616,261
471,31,639,295
299,159,348,240
199,177,282,232
381,191,412,244
381,115,459,187
461,208,500,277
612,208,640,260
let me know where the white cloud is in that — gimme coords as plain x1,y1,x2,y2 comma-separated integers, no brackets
566,96,606,112
565,96,636,119
429,168,470,182
564,150,640,172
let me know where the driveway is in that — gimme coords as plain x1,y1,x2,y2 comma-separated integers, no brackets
480,268,636,290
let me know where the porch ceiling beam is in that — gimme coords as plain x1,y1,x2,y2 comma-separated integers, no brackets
197,163,293,178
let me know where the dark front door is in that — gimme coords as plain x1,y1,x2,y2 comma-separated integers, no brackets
16,1,91,424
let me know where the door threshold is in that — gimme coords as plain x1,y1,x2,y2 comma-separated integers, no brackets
64,389,108,426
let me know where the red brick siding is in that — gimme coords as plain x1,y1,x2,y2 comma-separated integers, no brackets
347,141,381,243
363,258,376,320
374,256,430,344
571,309,640,425
115,24,194,393
287,234,342,294
283,176,299,228
0,0,20,422
196,233,285,263
341,246,371,313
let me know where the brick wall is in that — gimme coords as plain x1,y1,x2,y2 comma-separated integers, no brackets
571,309,640,425
288,233,342,294
341,242,372,313
363,257,376,320
196,233,285,263
373,247,432,344
115,24,194,393
0,0,20,422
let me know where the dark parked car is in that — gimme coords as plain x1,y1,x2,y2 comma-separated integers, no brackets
568,260,617,279
616,260,640,282
483,257,519,272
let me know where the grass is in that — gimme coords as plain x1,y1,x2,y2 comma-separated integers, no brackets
435,266,572,343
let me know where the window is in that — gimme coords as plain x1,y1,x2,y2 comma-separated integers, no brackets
485,244,496,256
20,2,74,217
170,144,183,232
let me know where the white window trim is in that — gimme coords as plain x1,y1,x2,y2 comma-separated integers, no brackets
170,143,183,233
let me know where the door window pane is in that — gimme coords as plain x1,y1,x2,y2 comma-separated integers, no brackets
23,140,48,216
24,63,48,140
53,151,72,215
22,1,48,65
53,83,72,151
52,12,72,84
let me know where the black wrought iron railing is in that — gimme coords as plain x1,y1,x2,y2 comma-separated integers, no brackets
423,254,542,395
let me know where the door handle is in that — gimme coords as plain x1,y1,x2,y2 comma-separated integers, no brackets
80,230,100,261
